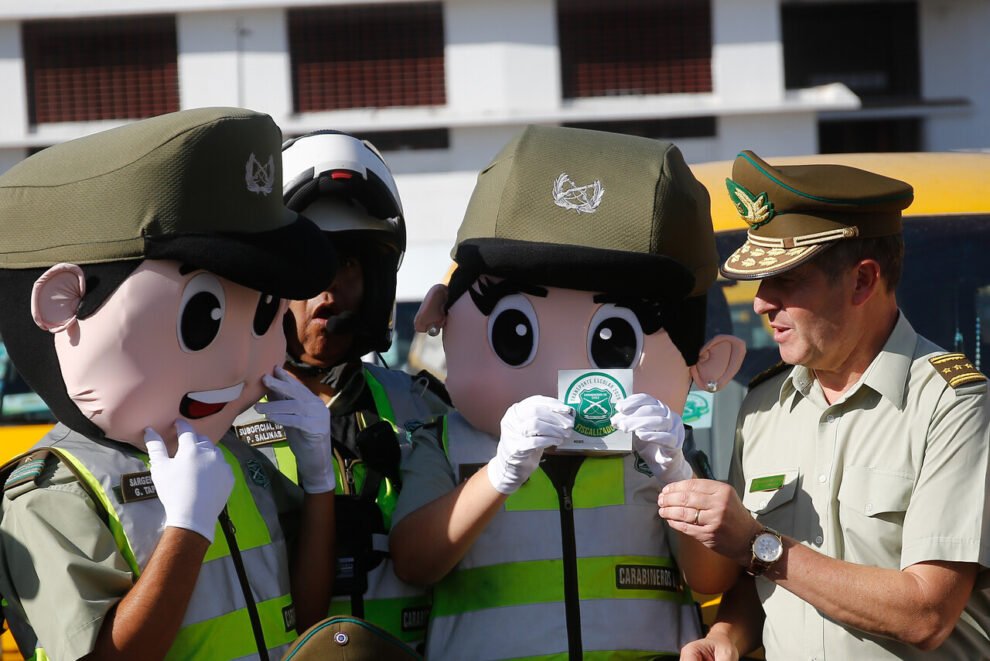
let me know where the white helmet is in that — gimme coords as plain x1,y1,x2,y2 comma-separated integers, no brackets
282,131,405,359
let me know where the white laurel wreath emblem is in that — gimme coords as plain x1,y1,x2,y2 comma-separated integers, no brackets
552,173,605,214
245,153,275,196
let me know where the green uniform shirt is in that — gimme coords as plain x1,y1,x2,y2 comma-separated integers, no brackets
729,312,990,659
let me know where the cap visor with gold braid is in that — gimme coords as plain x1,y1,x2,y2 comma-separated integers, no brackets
720,151,914,280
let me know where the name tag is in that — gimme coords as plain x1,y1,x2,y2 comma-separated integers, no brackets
236,420,287,447
615,564,681,592
750,474,785,492
119,471,159,503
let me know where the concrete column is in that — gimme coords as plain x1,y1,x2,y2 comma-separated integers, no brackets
0,21,28,140
711,0,784,106
718,112,817,160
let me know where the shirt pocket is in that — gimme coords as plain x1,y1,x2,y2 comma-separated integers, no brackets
837,465,913,565
742,470,799,529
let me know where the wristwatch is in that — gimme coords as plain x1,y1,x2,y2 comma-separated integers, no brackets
746,527,783,576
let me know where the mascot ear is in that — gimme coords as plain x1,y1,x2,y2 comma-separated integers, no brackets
414,284,449,334
31,263,86,333
690,334,746,393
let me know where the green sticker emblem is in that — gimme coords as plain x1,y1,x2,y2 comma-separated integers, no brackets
726,178,775,229
682,392,711,424
564,372,627,437
749,474,786,492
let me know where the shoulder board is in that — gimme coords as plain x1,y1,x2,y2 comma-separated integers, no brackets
929,353,987,389
748,361,790,390
2,449,54,494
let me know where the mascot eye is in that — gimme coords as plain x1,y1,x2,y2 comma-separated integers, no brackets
177,273,226,352
587,304,643,369
253,292,281,337
487,294,539,367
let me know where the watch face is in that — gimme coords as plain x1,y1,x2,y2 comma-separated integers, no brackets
754,532,782,562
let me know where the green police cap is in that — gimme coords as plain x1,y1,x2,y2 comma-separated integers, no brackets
720,150,914,280
453,125,717,299
0,107,335,299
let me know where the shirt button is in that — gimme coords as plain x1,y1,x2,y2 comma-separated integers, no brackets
826,415,836,423
865,503,874,514
818,474,827,483
814,535,824,546
760,500,768,509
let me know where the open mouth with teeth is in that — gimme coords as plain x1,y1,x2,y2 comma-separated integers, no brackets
180,382,245,420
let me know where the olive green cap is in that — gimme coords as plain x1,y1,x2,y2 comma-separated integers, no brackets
720,150,914,280
453,125,717,299
282,616,420,661
0,107,335,298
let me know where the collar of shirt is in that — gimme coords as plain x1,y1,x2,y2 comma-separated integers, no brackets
778,310,917,410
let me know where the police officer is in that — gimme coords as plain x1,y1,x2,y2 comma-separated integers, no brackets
0,108,337,660
233,131,448,649
666,151,990,659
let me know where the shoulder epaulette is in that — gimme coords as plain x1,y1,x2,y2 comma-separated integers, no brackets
748,361,791,390
2,449,53,494
929,353,987,389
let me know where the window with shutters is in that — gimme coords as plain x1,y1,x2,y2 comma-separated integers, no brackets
557,0,713,99
22,15,179,125
289,3,446,112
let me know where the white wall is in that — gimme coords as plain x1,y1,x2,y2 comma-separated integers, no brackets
0,21,27,142
718,112,818,158
920,0,990,150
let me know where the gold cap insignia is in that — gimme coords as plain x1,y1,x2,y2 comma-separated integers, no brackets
726,178,775,229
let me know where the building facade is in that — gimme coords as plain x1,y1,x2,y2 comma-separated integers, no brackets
0,0,987,308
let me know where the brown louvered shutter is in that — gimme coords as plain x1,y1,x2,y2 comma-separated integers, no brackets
558,0,712,99
289,2,446,112
23,15,179,125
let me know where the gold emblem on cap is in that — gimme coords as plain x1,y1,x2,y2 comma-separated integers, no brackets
726,179,775,229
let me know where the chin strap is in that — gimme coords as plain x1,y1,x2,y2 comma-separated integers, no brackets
283,353,354,389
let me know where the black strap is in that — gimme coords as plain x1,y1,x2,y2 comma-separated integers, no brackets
219,506,269,660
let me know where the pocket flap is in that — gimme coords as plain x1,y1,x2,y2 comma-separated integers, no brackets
742,470,799,514
837,466,913,516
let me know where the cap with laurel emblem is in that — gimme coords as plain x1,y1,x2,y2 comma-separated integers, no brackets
720,150,914,280
0,106,335,299
452,124,717,300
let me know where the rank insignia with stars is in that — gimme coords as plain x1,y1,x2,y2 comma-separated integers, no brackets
929,353,986,389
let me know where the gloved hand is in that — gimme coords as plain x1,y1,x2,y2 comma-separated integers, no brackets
488,395,575,495
256,366,335,494
611,393,692,486
145,420,234,543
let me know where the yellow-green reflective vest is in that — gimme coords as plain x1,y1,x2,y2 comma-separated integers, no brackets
249,365,435,646
430,412,701,660
11,424,296,660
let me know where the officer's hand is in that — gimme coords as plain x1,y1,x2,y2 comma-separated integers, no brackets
257,366,335,494
489,395,574,495
659,479,762,566
146,420,234,543
611,393,692,486
680,631,740,661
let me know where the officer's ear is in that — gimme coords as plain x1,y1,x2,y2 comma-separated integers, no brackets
689,334,746,392
31,263,86,333
414,284,449,334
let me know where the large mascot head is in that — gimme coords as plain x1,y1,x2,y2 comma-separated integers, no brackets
416,126,744,438
0,108,336,449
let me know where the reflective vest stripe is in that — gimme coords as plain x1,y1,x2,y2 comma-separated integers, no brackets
183,542,290,625
505,456,626,512
165,593,294,660
364,369,397,429
273,445,299,485
433,554,688,617
56,448,141,576
330,592,431,644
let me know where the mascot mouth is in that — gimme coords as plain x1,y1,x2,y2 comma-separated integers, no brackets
180,382,245,419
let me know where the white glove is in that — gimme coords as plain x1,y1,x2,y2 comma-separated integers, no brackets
611,393,693,486
488,395,575,495
256,366,335,494
145,420,234,543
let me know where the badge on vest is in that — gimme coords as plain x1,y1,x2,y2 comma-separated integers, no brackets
401,605,430,632
119,471,159,503
282,604,296,633
235,419,288,447
615,564,681,592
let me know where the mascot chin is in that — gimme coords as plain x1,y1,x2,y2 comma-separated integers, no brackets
0,107,336,450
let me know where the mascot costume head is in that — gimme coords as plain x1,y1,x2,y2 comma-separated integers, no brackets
415,125,744,439
0,107,336,450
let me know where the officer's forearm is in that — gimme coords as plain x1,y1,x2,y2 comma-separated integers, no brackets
707,573,765,656
85,527,209,661
291,491,334,632
391,469,507,586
